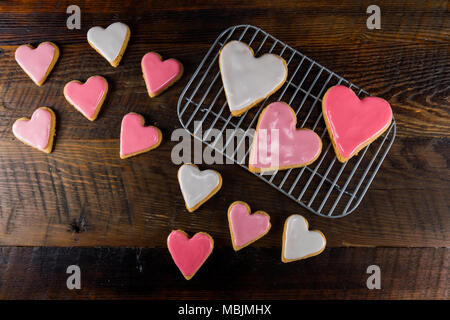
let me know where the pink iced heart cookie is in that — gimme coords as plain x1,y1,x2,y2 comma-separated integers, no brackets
322,85,393,162
64,76,108,121
120,112,162,159
12,107,56,153
167,230,214,280
15,42,59,86
141,52,183,97
227,201,271,251
249,102,322,172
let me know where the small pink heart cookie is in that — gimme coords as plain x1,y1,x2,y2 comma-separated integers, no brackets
141,52,183,97
120,112,162,159
228,201,271,251
167,230,214,280
249,102,322,172
64,76,108,121
15,42,59,86
322,85,393,162
12,107,56,153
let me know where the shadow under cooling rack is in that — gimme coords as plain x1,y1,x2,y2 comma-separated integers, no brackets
177,25,396,218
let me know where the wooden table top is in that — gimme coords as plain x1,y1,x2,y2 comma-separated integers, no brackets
0,0,448,299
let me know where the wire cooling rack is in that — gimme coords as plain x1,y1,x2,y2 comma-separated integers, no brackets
177,25,396,218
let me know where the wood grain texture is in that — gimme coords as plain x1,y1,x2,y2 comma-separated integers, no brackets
0,247,447,299
0,0,448,300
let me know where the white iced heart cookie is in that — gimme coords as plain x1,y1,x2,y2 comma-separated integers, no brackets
177,164,222,212
87,22,130,67
219,40,288,116
282,215,326,263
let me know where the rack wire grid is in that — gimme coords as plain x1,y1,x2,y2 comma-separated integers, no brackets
177,25,396,218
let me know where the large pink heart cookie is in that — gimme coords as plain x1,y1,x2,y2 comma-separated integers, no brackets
141,52,183,97
120,112,162,159
64,76,108,121
227,201,271,251
322,85,393,162
249,102,322,172
12,107,56,153
15,42,59,86
167,230,214,280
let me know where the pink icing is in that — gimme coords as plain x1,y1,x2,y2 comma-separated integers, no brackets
120,113,161,157
12,108,52,150
323,85,392,159
167,230,213,278
250,102,322,170
142,52,182,95
64,76,108,119
229,203,270,248
15,43,56,84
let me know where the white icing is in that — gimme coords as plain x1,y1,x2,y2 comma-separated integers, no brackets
178,164,221,210
219,41,287,113
87,22,128,63
283,215,326,260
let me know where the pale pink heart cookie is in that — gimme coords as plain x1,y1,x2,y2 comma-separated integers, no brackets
177,164,222,213
322,85,393,162
87,22,130,67
12,107,56,153
141,52,183,97
249,102,322,172
167,230,214,280
64,76,108,121
219,41,288,116
227,201,271,251
120,112,162,159
15,42,59,86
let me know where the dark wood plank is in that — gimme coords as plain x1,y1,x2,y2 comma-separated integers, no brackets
0,247,447,299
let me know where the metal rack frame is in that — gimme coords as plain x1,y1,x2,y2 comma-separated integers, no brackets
177,25,396,218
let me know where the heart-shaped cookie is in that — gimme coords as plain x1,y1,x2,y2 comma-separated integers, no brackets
322,85,393,162
142,52,183,97
228,201,271,251
219,41,288,116
177,164,222,212
87,22,130,67
120,113,162,159
282,215,326,263
12,107,56,153
15,42,59,86
64,76,108,121
249,102,322,172
167,230,214,280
